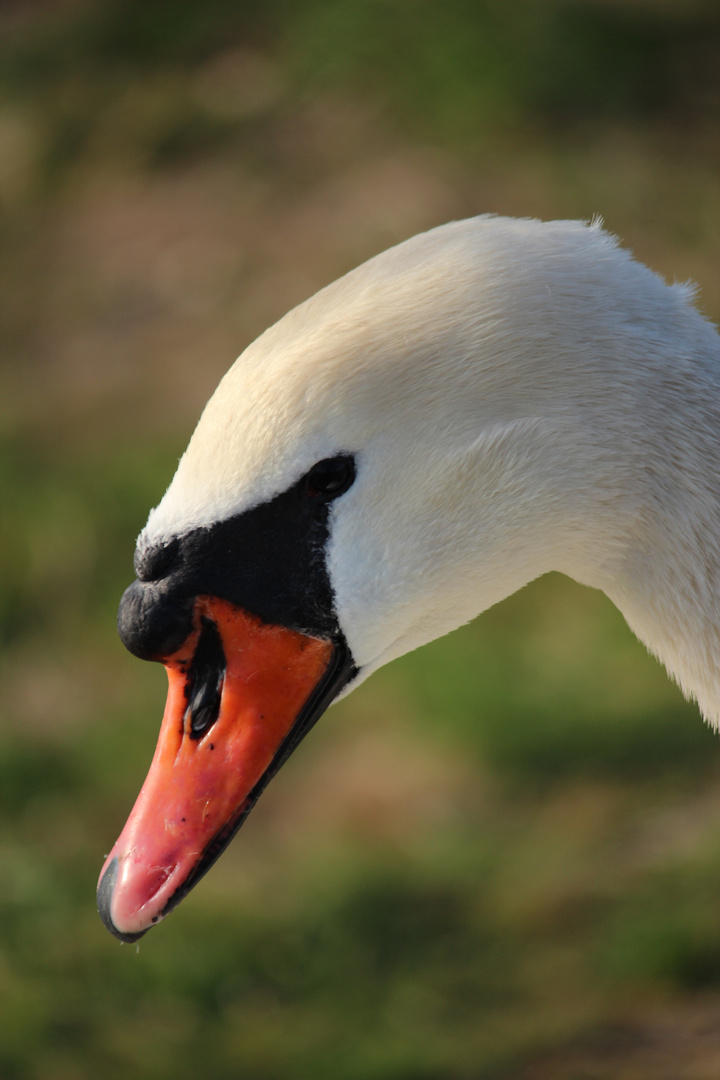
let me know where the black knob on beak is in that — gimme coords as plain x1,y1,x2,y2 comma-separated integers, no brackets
117,579,193,661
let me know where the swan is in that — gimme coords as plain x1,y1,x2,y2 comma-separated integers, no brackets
97,214,720,942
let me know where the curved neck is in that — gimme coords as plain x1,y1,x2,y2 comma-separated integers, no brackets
562,365,720,728
604,419,720,729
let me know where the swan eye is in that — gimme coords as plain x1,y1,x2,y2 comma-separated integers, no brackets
306,455,355,499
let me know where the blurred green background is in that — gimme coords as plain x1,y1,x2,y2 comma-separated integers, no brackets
1,1,720,1077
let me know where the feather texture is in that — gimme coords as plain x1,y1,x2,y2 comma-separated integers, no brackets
142,216,720,723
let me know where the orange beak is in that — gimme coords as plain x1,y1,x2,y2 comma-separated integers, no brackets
97,596,339,941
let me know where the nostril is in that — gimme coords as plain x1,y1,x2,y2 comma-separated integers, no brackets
185,617,226,739
187,698,220,738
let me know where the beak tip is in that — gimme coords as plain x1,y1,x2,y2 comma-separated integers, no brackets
97,856,148,944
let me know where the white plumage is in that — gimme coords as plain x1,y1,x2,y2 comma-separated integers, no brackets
144,215,720,723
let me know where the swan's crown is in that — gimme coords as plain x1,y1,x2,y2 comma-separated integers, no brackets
146,215,708,541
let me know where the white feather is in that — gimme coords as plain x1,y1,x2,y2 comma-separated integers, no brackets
143,215,720,724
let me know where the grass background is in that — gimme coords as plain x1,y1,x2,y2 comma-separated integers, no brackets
1,1,720,1077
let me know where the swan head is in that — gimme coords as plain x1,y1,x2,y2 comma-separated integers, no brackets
98,215,717,941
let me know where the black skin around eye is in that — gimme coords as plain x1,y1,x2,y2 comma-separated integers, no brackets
118,452,360,663
306,455,355,499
